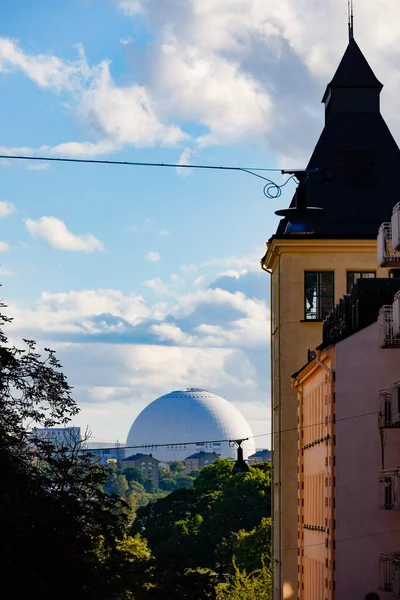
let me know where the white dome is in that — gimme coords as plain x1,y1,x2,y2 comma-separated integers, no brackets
126,388,256,461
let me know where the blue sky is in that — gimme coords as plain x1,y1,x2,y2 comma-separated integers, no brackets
1,0,400,444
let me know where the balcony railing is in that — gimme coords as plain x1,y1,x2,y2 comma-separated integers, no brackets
380,552,400,598
379,470,400,510
378,387,400,428
378,223,400,268
379,305,400,348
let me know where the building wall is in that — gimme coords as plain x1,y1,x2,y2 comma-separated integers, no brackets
184,453,217,473
265,237,385,600
123,456,159,486
295,353,335,600
335,322,400,599
35,427,81,446
184,458,200,473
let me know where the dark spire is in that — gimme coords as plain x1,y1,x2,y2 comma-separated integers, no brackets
273,35,400,240
325,39,383,92
348,0,354,41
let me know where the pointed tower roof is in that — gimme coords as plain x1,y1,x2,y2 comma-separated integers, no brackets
273,37,400,240
323,38,382,98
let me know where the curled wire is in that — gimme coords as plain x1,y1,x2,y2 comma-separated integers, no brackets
239,168,298,199
263,174,297,199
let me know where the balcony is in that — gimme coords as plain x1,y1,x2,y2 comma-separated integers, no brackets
379,305,400,348
379,552,400,597
378,387,400,428
392,203,400,251
379,470,400,510
378,222,400,268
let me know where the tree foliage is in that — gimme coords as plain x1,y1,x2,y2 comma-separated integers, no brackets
0,298,271,600
0,302,150,599
233,518,272,573
216,559,272,600
133,458,272,598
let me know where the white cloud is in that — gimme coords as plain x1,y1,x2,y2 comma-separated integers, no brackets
0,38,185,157
145,251,160,262
194,275,206,288
111,0,400,163
25,163,50,171
155,43,272,146
0,241,10,252
25,216,104,252
168,288,269,348
159,229,170,236
0,267,14,276
7,289,150,335
2,270,270,442
176,147,195,177
58,341,269,440
0,200,15,217
143,277,170,295
114,0,143,15
201,251,261,270
171,273,185,285
0,38,90,91
79,61,186,148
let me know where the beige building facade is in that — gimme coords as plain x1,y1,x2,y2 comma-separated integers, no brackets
262,31,400,599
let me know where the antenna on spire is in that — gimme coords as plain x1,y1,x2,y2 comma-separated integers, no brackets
348,0,354,40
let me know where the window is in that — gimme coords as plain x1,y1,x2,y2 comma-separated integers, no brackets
379,554,394,592
304,272,334,321
346,271,376,293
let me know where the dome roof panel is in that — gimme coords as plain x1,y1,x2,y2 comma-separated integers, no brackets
126,389,256,461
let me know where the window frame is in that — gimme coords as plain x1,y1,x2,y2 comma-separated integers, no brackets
304,271,334,322
346,270,376,293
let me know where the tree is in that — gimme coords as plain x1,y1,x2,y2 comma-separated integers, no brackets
104,472,129,497
233,518,272,572
134,459,272,579
194,458,233,496
0,300,151,599
169,460,185,473
122,466,147,486
216,559,271,600
143,477,157,493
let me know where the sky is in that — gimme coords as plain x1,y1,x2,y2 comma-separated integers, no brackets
1,0,400,445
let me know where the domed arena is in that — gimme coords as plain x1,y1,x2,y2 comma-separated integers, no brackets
126,388,256,462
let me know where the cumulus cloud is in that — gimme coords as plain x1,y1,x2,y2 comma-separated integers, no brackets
0,200,15,217
56,341,269,440
25,216,104,252
0,38,185,158
145,251,160,262
143,277,170,295
0,241,10,252
113,0,400,163
78,61,186,148
3,269,270,441
0,38,90,91
176,147,195,177
7,289,150,336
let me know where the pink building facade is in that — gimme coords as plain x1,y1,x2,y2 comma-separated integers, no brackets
293,279,400,599
335,320,400,598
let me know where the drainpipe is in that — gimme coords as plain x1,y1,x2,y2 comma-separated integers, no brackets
315,349,335,600
261,246,280,598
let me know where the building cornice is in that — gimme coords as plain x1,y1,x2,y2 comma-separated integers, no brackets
262,238,377,271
